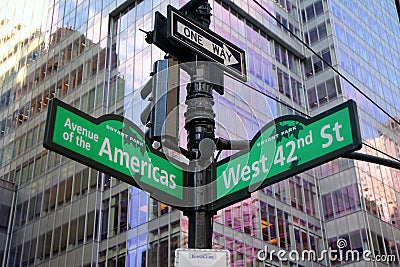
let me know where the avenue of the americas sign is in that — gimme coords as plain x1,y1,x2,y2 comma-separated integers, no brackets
212,100,361,210
167,6,246,81
43,99,185,205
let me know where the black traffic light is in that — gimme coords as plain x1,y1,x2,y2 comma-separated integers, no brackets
140,58,180,143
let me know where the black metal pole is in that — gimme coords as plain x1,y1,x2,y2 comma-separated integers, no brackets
184,0,214,249
185,63,215,249
343,152,400,170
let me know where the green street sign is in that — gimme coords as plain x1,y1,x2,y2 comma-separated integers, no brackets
43,99,185,206
212,100,361,210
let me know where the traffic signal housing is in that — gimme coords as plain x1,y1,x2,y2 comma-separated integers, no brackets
140,58,180,143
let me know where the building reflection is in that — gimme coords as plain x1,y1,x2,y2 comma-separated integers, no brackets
358,120,400,228
0,0,399,266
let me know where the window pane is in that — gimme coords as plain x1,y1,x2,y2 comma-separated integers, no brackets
52,226,60,255
61,224,68,252
318,23,327,39
65,177,72,202
49,185,56,211
58,181,65,206
86,211,95,240
309,28,318,44
74,172,81,197
44,230,52,259
69,219,77,247
78,215,85,244
81,169,89,194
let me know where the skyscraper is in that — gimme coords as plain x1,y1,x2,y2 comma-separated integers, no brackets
304,0,400,264
0,0,398,266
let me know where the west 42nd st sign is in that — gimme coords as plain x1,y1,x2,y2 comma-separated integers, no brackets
43,99,186,207
212,100,362,210
167,6,246,81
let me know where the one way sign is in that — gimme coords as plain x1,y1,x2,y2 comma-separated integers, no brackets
167,6,247,81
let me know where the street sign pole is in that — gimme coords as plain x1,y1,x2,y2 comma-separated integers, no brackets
185,62,215,249
184,0,215,249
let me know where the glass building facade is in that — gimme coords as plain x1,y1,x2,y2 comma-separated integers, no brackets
304,0,400,265
0,0,398,266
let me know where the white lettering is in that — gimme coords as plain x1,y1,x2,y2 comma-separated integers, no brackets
169,174,176,189
114,147,129,168
223,165,241,189
98,138,113,161
251,161,260,178
97,140,178,193
333,122,344,142
222,154,272,189
277,250,287,261
305,130,313,145
64,118,98,142
152,166,159,182
64,118,71,128
159,170,168,186
241,165,251,181
321,125,333,148
130,156,140,172
141,161,147,176
260,154,269,172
